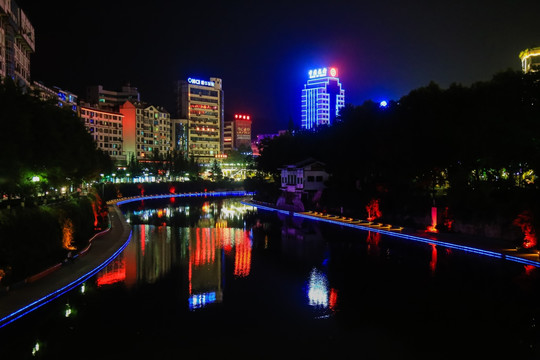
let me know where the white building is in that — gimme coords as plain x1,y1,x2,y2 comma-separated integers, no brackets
0,0,35,88
280,158,329,193
278,158,330,210
80,106,126,164
119,101,172,162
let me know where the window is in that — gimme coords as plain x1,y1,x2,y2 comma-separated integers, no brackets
307,176,314,182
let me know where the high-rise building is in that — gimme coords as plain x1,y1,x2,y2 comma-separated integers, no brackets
80,106,125,164
520,47,540,74
301,67,345,130
86,84,140,111
119,101,172,163
0,0,35,88
223,114,252,153
233,114,252,152
176,77,224,164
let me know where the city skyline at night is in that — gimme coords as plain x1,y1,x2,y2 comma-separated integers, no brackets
14,0,540,134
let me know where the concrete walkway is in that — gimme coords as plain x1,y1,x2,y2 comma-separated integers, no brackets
0,204,131,328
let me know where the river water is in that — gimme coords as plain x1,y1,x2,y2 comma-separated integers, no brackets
3,196,540,359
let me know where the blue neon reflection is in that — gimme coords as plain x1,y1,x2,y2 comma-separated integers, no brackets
189,292,217,310
115,191,255,206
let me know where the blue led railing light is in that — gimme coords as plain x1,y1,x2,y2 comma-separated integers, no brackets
246,202,540,268
115,191,255,206
0,231,133,329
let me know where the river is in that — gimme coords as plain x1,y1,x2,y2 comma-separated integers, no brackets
2,196,540,359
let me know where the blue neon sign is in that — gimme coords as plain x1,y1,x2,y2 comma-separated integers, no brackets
188,77,215,87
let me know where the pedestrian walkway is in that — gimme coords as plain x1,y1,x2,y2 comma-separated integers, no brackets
0,204,131,328
245,201,540,268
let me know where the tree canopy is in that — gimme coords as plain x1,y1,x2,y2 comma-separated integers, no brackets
257,70,540,211
0,79,112,197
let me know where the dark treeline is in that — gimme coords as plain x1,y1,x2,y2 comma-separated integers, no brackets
258,70,540,236
0,79,112,286
0,79,112,198
0,193,108,286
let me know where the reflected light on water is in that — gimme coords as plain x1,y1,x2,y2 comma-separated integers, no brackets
96,256,126,287
525,264,536,276
308,268,329,307
234,229,252,278
430,243,438,275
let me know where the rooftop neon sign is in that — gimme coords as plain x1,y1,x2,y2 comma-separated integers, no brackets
309,67,338,79
188,77,215,87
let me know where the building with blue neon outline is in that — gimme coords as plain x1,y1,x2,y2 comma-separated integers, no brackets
301,67,345,130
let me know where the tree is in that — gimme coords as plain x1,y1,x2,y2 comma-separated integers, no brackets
209,160,223,182
127,154,143,177
0,78,112,199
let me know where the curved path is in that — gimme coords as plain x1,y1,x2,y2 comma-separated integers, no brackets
0,204,132,328
245,201,540,268
0,191,253,328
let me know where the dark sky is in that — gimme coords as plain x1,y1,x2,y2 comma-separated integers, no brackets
17,0,540,134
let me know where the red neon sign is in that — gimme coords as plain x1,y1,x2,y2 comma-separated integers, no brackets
234,114,251,120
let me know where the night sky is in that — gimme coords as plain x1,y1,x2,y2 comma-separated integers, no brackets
17,0,540,134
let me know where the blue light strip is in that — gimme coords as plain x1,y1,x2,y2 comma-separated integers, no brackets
115,191,255,206
0,231,133,329
240,201,290,215
247,203,540,268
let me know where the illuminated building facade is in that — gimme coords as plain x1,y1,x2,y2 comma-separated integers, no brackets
301,67,345,130
0,0,35,88
224,114,252,153
31,81,79,112
233,114,252,152
176,77,224,164
80,106,125,164
520,47,540,73
119,101,172,162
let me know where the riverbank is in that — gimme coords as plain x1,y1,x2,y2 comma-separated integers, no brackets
245,200,540,268
0,204,131,328
0,191,255,328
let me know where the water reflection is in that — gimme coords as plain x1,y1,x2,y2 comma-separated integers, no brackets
429,243,438,275
307,268,338,314
124,198,255,228
7,197,540,358
96,225,176,288
96,198,255,310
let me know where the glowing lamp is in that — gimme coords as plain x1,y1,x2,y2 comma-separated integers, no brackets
31,176,40,182
380,100,388,108
330,68,337,77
